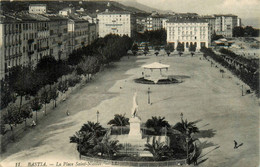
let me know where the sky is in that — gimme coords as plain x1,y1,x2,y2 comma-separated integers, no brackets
134,0,260,27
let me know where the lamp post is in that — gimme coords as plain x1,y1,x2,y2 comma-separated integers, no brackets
241,85,244,96
96,110,99,123
148,87,150,104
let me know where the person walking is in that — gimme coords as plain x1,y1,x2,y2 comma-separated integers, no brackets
234,140,238,149
66,110,70,116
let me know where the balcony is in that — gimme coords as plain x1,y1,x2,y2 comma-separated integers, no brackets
37,46,49,52
28,39,34,44
28,51,34,55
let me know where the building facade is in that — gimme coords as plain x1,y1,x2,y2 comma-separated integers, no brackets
166,18,209,51
145,15,164,31
29,4,47,14
214,14,238,37
68,19,89,54
97,11,131,37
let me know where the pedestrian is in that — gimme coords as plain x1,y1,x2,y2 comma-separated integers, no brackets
234,140,238,149
31,120,36,127
66,110,70,116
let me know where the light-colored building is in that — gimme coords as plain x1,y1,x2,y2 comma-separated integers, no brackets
166,18,209,51
29,4,47,14
237,18,242,27
214,14,238,37
97,11,131,37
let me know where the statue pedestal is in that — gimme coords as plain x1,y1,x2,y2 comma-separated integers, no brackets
128,117,142,140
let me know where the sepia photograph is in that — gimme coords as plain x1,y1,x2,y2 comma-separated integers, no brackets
0,0,259,166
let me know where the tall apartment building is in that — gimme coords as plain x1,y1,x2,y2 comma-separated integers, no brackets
48,15,69,60
166,18,209,51
214,14,238,37
97,11,131,37
68,19,89,54
146,15,164,31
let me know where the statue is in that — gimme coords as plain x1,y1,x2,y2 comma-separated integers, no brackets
131,92,138,118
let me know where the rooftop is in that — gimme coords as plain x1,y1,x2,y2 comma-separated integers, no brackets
98,11,131,15
29,4,47,7
168,17,207,23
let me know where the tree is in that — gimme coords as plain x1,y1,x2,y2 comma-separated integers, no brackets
0,80,16,109
76,56,100,80
30,97,42,123
39,87,51,116
165,44,174,56
3,104,23,140
144,44,149,56
233,26,245,37
176,43,184,56
35,56,59,86
189,43,196,56
50,85,59,108
79,121,106,140
93,135,121,158
131,43,139,56
173,118,199,162
144,137,172,161
107,114,129,126
20,104,33,130
70,122,106,156
145,116,170,135
8,66,37,112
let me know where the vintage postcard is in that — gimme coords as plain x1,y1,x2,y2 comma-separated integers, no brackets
0,0,259,167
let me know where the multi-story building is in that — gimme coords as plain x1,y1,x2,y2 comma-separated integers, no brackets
88,23,97,44
0,14,24,80
48,15,69,60
214,14,238,37
97,11,131,37
145,14,164,31
29,4,47,14
166,18,209,51
68,19,89,53
201,15,215,40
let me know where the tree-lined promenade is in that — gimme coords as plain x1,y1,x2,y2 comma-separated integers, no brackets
0,34,133,139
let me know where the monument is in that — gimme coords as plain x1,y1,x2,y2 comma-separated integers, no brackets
128,92,142,139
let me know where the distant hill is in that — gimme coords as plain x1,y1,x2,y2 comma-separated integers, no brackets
117,0,173,14
1,0,145,14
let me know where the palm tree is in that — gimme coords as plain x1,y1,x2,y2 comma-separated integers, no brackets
107,114,129,126
173,119,199,137
173,118,199,163
70,131,96,156
80,121,106,140
70,122,106,156
145,116,170,135
144,137,172,161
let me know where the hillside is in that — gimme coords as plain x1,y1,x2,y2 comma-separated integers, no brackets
1,0,145,14
117,0,173,14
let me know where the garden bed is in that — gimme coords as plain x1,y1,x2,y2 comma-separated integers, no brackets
134,77,180,84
